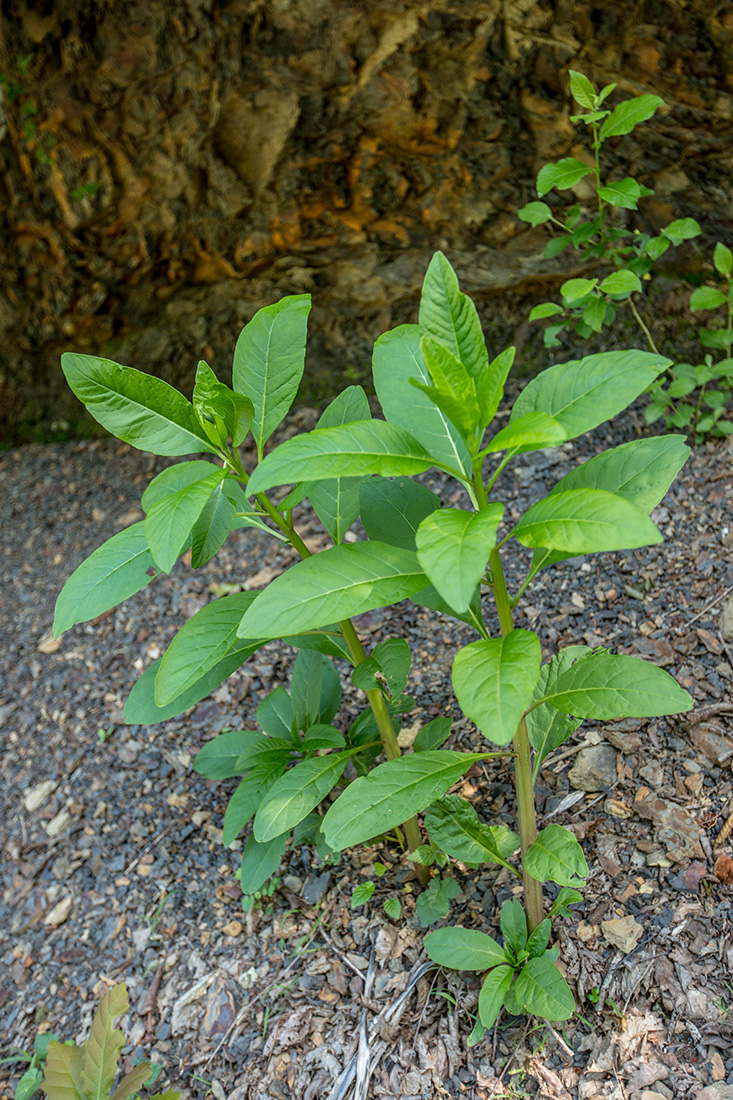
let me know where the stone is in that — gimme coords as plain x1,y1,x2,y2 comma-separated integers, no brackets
23,780,58,812
568,744,618,791
45,808,72,838
302,872,331,905
634,787,705,862
695,1087,733,1100
600,915,644,953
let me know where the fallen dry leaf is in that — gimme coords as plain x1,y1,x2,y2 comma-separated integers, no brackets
713,853,733,884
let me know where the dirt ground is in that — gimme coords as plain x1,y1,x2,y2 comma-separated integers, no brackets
1,401,733,1100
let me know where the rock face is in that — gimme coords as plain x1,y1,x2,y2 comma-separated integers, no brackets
1,0,732,442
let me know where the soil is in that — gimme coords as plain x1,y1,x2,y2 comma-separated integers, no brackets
1,398,733,1100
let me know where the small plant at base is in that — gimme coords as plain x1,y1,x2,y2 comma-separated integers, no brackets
40,983,178,1100
518,72,732,437
54,251,692,1037
1,1032,62,1100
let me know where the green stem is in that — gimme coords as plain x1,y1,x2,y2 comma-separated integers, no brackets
591,121,605,240
628,296,660,355
234,470,428,879
489,547,543,933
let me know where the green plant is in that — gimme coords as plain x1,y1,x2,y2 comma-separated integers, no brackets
54,251,691,1035
40,983,177,1100
519,71,732,439
2,1032,62,1100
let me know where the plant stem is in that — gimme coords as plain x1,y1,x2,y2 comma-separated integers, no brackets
489,547,544,932
628,296,660,355
241,476,428,879
591,121,605,241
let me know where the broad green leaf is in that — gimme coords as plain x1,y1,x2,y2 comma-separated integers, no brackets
513,489,662,553
53,522,157,638
42,1041,85,1100
425,794,519,869
479,347,516,427
239,833,287,898
561,278,597,304
478,966,513,1028
81,982,128,1100
524,824,589,886
290,649,342,730
360,474,441,551
232,295,312,456
60,352,217,456
529,303,564,321
247,420,436,495
15,1067,44,1100
306,386,371,542
193,729,269,780
645,235,670,260
416,505,502,613
190,479,247,567
509,349,671,440
373,325,471,474
597,178,643,210
140,460,218,512
452,630,541,746
582,294,606,333
254,752,352,841
513,956,575,1020
482,412,565,455
236,542,427,640
599,94,664,140
548,887,584,919
569,70,596,108
352,882,375,907
526,919,552,959
425,926,508,971
145,470,228,572
690,286,727,311
410,581,486,633
156,592,259,705
416,876,461,926
322,750,488,849
537,651,693,717
353,638,411,697
193,360,254,447
714,242,733,278
302,724,346,750
600,270,642,297
123,648,258,725
526,646,590,766
663,218,701,243
548,435,689,514
383,896,401,920
109,1064,153,1100
416,336,479,440
701,328,733,350
536,158,593,197
500,898,527,955
517,201,553,226
257,687,295,739
419,251,488,382
414,717,453,752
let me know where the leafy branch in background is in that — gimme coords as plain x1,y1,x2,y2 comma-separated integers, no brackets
519,71,733,440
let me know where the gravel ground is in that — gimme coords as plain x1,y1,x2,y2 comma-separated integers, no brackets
1,402,733,1100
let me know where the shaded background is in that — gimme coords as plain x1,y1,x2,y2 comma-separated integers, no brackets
1,0,732,444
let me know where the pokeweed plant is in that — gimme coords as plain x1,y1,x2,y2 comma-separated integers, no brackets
518,71,732,439
54,252,692,1034
40,983,178,1100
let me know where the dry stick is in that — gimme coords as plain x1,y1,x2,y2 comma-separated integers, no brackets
674,582,733,634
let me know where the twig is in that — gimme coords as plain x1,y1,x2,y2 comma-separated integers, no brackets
547,1023,574,1058
716,806,733,850
674,583,733,634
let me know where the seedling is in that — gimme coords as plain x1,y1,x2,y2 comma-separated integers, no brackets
519,71,732,439
40,982,178,1100
54,245,691,1036
2,1033,61,1100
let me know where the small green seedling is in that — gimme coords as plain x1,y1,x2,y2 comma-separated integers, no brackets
2,1032,61,1100
40,983,178,1100
55,241,691,1037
